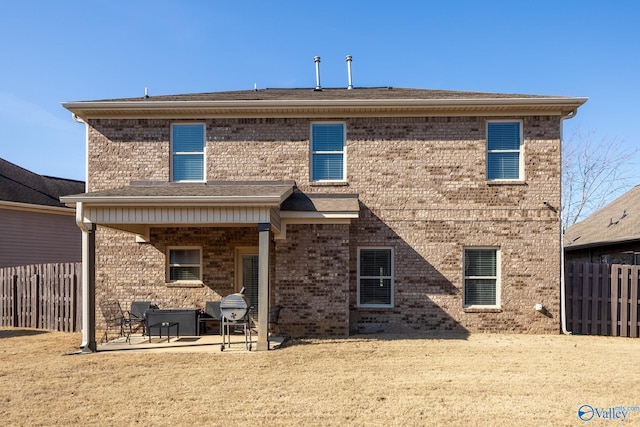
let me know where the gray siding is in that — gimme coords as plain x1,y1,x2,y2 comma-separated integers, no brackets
0,208,81,267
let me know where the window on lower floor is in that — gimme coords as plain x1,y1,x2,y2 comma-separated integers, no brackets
463,248,500,307
358,247,394,307
167,247,202,282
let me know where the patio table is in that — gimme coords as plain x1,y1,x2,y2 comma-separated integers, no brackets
148,321,179,343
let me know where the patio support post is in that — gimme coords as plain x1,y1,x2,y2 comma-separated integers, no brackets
80,223,96,353
257,223,270,351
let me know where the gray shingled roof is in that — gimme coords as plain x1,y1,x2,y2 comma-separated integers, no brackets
63,87,588,120
564,185,640,250
0,158,85,208
61,181,359,214
83,87,562,103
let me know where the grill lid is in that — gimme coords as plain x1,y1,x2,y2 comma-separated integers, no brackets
220,293,250,320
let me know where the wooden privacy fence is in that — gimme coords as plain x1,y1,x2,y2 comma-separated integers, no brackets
565,262,640,337
0,263,82,332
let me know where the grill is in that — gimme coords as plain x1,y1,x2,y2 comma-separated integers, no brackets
219,291,252,351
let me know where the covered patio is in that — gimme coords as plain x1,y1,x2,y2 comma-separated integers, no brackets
61,181,359,352
97,332,286,353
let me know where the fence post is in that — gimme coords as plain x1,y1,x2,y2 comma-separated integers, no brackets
12,273,18,327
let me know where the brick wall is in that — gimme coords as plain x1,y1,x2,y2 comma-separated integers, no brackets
88,114,562,336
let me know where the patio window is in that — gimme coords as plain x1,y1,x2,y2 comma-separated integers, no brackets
310,122,346,182
487,121,523,181
463,248,500,307
171,123,205,182
168,247,202,282
358,247,394,307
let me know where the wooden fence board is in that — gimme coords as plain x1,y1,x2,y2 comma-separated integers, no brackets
0,263,82,333
565,262,640,338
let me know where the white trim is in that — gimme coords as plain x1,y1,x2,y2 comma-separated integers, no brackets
0,200,76,216
170,122,206,183
166,246,203,283
357,246,395,308
310,122,347,183
486,120,524,182
462,247,501,309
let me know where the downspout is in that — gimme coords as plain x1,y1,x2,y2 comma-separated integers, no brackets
72,113,89,192
559,109,577,335
71,113,96,350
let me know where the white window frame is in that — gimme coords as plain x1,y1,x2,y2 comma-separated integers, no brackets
463,247,501,308
357,247,394,308
310,122,347,182
170,122,206,183
167,246,203,283
486,120,524,182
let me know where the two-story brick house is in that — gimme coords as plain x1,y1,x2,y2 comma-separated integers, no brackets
61,87,586,351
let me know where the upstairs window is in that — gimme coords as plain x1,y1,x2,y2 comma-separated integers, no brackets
311,123,346,182
464,248,500,307
168,247,202,282
487,121,522,181
171,124,205,182
358,247,394,307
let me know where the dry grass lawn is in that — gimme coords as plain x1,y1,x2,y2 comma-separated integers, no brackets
0,328,639,426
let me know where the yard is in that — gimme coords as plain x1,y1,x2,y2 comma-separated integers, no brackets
0,328,639,426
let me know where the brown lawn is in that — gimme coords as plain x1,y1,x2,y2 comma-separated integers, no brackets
0,328,639,426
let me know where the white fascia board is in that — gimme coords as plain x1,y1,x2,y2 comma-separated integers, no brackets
0,200,76,216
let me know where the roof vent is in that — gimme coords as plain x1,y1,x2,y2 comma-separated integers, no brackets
314,56,322,91
346,55,353,89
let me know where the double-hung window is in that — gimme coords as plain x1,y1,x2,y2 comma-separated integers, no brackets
168,247,202,282
487,121,522,181
463,248,500,307
171,123,205,182
311,123,346,182
358,247,394,307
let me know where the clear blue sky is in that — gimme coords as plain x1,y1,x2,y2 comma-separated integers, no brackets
0,0,638,183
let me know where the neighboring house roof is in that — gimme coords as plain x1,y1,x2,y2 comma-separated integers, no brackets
0,157,85,208
62,87,587,120
564,185,640,250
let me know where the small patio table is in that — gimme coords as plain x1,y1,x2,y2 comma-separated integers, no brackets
148,321,179,343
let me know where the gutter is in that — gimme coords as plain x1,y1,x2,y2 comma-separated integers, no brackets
559,107,584,335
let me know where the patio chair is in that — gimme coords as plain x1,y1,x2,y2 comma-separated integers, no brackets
99,299,134,343
249,305,283,336
129,301,152,336
199,301,222,335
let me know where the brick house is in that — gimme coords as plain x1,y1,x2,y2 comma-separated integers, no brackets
61,86,586,351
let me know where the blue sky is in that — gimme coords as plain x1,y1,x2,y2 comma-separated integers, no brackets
0,0,638,182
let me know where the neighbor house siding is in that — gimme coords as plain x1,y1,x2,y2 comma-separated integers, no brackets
87,114,562,335
0,208,81,268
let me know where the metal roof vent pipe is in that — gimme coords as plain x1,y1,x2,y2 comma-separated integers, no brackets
314,56,322,91
346,55,353,89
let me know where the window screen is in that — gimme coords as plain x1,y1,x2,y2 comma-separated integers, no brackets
464,248,498,306
358,248,393,306
168,248,201,281
172,124,205,181
487,122,521,180
311,123,345,181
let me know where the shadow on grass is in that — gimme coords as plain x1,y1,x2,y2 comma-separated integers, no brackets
0,328,49,339
279,329,470,349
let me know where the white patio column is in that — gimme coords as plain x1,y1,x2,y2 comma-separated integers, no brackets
257,223,270,351
80,222,96,352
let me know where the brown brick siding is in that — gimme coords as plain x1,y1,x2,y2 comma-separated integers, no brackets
88,114,562,336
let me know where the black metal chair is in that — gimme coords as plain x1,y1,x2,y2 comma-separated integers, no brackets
98,299,135,343
129,301,152,336
199,301,222,335
249,305,283,336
